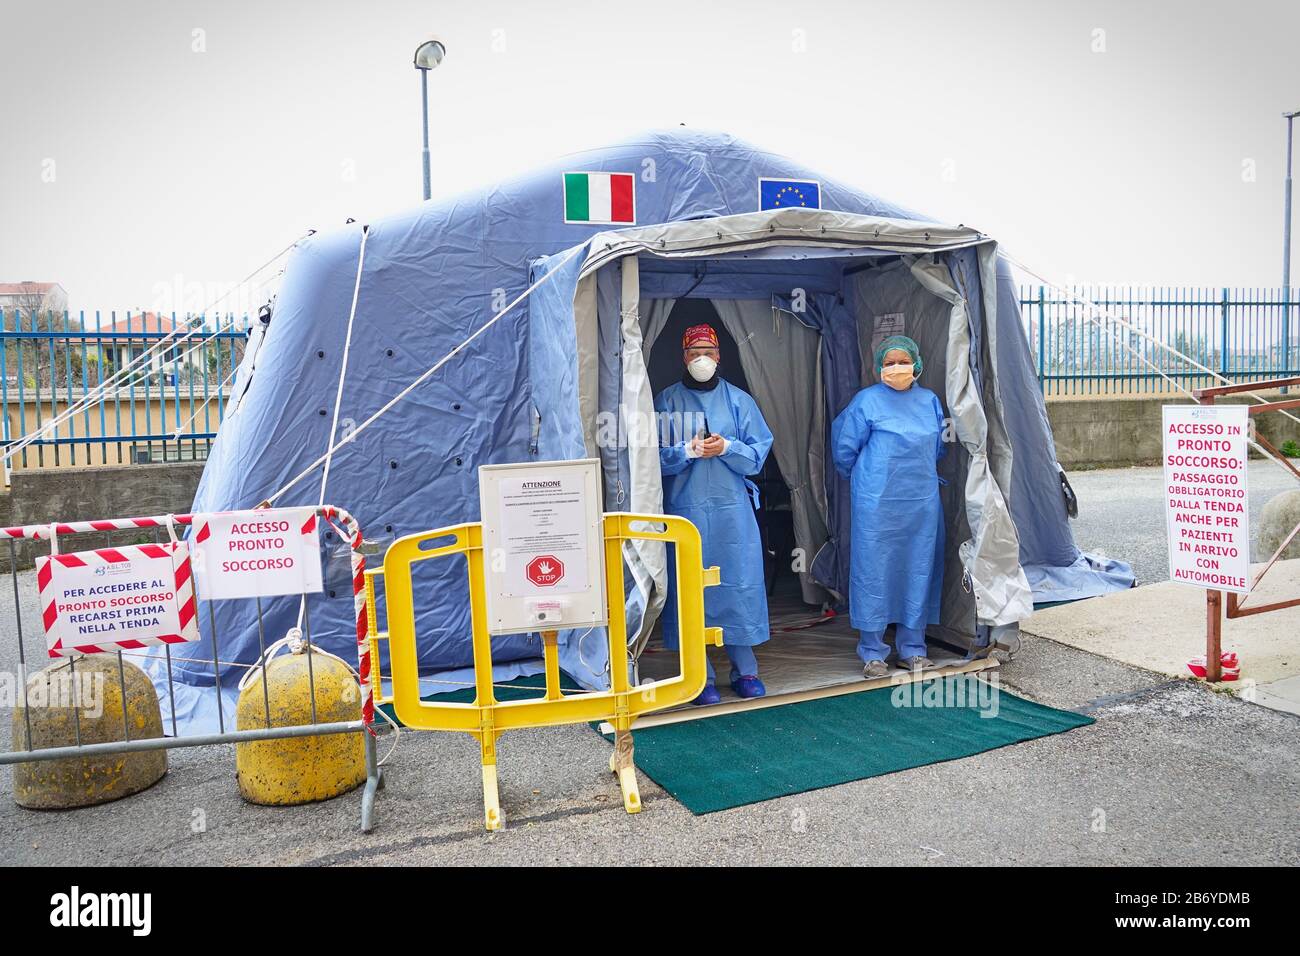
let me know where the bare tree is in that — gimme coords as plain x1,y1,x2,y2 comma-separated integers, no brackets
2,282,85,392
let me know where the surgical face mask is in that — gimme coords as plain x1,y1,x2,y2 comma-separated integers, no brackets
881,363,915,390
687,355,718,382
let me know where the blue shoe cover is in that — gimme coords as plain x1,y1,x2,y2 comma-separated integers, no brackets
692,682,722,706
730,674,766,699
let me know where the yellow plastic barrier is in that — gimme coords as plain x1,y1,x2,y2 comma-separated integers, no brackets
370,513,722,830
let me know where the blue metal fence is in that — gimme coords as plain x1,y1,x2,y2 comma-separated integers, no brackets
4,291,1298,472
0,310,248,470
1019,287,1300,397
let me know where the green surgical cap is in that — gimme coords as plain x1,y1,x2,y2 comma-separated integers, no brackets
874,335,923,375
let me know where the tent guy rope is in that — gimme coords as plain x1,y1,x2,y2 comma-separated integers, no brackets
260,243,585,508
1005,252,1300,430
317,225,369,512
1005,253,1300,485
295,226,369,631
168,365,240,442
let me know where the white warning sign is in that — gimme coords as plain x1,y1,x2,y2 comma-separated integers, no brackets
37,542,199,657
497,472,591,597
191,507,323,600
478,459,607,635
1163,405,1251,594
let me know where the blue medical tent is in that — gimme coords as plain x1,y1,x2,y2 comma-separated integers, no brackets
148,129,1132,733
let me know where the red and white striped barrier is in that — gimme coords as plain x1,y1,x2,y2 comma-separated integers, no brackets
2,516,176,540
6,506,373,728
321,506,373,729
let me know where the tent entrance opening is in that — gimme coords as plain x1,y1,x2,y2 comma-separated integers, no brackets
639,296,983,707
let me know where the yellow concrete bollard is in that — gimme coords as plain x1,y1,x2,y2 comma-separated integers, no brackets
11,655,167,809
235,649,366,805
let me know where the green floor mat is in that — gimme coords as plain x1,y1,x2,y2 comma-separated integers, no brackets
607,675,1094,814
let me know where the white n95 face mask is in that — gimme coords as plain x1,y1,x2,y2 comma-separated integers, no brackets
688,355,717,382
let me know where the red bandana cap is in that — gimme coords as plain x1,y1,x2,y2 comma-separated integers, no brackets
682,324,719,350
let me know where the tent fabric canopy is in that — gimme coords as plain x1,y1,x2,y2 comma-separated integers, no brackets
534,215,1036,647
149,129,1133,735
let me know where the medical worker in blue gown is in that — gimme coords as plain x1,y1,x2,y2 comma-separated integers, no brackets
831,335,947,679
656,323,775,704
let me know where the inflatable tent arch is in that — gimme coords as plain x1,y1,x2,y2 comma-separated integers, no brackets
150,129,1132,734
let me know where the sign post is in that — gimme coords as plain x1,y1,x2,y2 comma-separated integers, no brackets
1162,405,1252,594
477,459,607,635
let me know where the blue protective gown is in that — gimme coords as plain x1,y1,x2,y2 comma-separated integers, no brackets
656,378,774,649
831,383,946,632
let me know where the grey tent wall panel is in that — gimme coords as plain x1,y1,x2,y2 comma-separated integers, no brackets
711,298,831,607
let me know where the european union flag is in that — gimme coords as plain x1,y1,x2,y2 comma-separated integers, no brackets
759,178,821,211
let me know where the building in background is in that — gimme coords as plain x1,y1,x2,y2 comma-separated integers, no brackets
0,281,68,317
103,312,188,384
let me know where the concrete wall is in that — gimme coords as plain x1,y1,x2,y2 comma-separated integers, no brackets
0,398,1290,564
1048,395,1300,469
0,461,204,570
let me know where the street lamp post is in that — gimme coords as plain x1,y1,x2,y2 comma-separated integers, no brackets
414,39,447,202
1285,111,1299,378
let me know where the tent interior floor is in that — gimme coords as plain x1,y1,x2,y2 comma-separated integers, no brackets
386,580,998,726
627,581,998,730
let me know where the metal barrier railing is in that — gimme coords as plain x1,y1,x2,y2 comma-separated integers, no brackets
0,308,247,470
368,512,722,831
1020,286,1300,397
0,505,383,832
1195,375,1300,681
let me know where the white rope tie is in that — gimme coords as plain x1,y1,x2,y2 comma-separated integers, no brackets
294,227,368,629
319,226,368,511
168,365,240,442
237,628,402,766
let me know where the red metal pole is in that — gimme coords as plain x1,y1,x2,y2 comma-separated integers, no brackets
1206,589,1223,682
1197,387,1223,683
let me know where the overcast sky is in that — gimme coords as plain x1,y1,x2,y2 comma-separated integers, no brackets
2,0,1298,314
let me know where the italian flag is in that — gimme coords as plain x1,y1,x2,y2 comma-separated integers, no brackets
564,172,635,224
